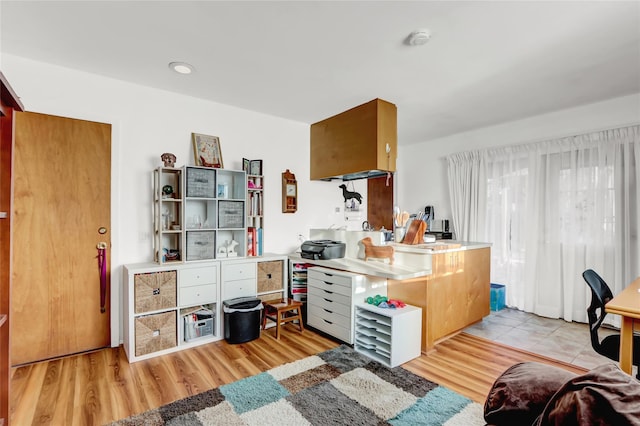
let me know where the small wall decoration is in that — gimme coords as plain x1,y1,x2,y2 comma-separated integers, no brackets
339,183,363,211
192,133,224,168
242,158,250,173
160,152,177,167
282,169,297,213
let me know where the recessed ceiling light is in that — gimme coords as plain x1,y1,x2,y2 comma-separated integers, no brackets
406,29,431,46
169,61,195,74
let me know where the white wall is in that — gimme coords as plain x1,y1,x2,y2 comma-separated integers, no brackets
2,54,368,345
396,93,640,234
6,53,638,345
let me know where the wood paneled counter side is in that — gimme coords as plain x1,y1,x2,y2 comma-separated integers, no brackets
387,246,491,352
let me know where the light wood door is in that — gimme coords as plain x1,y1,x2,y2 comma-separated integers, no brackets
11,112,111,365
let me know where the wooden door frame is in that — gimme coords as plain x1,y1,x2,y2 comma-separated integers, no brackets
1,71,24,426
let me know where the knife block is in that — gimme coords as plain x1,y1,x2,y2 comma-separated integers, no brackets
402,220,427,245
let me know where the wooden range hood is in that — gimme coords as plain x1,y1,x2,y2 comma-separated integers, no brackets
310,98,397,181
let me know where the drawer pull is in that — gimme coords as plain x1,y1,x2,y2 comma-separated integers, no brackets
323,298,333,303
323,281,333,285
323,308,333,314
323,319,333,324
323,290,333,294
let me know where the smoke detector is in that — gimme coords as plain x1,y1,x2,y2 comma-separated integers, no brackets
406,29,431,46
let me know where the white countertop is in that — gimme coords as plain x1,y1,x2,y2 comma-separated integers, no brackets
388,241,491,254
288,253,430,280
290,240,491,280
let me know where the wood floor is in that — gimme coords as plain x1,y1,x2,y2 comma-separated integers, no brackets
10,326,588,426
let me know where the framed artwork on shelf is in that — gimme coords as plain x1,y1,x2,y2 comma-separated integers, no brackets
250,159,263,176
243,158,250,173
192,133,224,168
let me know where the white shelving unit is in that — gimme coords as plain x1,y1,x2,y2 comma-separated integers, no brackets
354,302,422,368
154,167,183,263
123,254,288,363
154,166,247,264
123,262,220,363
247,173,263,256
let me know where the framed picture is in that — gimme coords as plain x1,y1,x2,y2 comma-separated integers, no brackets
243,158,250,173
217,183,229,198
250,159,263,176
192,133,224,168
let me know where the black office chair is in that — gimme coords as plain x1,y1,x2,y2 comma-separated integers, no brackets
582,269,640,379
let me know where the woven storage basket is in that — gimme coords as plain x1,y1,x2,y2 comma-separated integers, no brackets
134,270,177,313
257,292,284,303
135,311,177,356
257,260,283,293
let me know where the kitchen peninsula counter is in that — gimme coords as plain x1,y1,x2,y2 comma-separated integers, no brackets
290,241,491,353
287,253,430,280
289,241,490,280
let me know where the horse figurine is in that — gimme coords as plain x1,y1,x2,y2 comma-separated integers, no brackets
227,240,239,257
360,237,394,265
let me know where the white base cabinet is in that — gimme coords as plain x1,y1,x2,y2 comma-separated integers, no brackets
123,254,288,362
354,303,422,367
123,262,221,363
307,266,386,344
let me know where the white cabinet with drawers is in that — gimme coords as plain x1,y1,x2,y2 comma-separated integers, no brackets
179,265,218,306
123,262,221,363
221,260,257,300
307,266,386,344
124,255,288,362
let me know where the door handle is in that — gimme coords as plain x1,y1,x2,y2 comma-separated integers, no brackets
97,243,108,313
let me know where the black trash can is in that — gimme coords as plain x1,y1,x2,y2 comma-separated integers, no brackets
223,297,263,344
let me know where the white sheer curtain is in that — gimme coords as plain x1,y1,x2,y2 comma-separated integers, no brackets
446,151,487,242
447,125,640,322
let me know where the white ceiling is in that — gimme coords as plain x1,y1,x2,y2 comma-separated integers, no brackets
1,1,639,145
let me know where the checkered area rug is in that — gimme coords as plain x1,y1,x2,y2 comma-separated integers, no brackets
109,345,484,425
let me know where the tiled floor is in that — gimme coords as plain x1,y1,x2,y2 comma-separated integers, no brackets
463,307,630,373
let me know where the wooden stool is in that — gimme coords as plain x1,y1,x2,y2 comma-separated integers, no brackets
261,299,304,340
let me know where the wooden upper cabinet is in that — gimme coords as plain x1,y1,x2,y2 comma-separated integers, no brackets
310,98,397,180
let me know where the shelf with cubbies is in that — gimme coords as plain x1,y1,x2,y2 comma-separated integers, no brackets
247,174,264,256
154,166,247,264
354,303,422,368
154,167,184,263
123,262,221,362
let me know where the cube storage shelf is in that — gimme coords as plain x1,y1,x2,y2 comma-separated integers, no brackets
123,262,220,362
154,166,247,264
354,303,422,368
124,255,288,362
